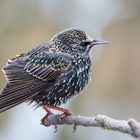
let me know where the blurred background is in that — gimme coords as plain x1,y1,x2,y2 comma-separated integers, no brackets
0,0,140,140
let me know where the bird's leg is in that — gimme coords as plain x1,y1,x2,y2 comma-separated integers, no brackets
46,105,74,120
42,105,54,115
41,105,53,126
46,105,73,115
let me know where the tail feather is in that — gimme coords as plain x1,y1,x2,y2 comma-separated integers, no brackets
0,83,35,113
0,54,35,113
0,79,47,113
0,53,46,113
0,95,29,113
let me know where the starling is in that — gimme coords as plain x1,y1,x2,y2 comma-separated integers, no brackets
0,28,110,124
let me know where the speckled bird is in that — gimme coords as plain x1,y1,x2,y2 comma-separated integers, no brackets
0,28,110,124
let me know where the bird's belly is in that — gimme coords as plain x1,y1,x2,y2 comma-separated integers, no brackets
39,69,89,106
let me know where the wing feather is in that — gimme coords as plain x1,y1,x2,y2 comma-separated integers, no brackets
0,44,74,113
24,49,73,81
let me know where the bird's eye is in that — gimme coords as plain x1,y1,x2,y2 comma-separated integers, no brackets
80,41,90,46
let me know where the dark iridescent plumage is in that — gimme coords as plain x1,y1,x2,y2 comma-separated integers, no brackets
0,28,110,113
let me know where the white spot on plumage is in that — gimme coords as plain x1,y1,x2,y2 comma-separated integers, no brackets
58,88,63,93
71,82,75,86
62,84,65,88
64,72,68,76
36,55,91,106
59,97,62,101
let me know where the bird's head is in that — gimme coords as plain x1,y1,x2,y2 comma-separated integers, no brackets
50,28,110,54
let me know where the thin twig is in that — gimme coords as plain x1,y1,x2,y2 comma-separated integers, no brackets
43,114,140,139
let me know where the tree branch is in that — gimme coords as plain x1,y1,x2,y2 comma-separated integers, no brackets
43,114,140,139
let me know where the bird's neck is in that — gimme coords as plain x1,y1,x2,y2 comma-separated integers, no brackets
72,54,92,75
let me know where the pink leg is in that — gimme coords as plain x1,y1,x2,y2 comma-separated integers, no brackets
41,105,53,126
41,104,74,127
46,105,73,115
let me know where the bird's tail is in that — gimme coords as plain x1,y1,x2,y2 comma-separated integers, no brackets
0,82,35,113
0,53,36,113
0,53,46,113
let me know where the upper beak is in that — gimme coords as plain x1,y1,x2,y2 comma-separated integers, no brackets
91,39,111,45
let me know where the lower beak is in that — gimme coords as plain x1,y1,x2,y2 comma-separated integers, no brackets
91,39,111,45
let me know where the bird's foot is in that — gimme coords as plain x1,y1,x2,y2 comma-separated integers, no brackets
40,104,74,132
41,104,74,122
40,104,53,126
41,112,58,132
41,112,52,126
58,110,74,121
58,111,77,133
40,105,58,132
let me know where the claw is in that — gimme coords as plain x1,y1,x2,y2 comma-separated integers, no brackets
73,123,77,133
53,125,58,133
41,114,50,126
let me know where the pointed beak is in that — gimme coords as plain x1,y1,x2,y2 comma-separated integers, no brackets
91,39,111,46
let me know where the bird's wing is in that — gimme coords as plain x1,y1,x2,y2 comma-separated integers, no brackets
24,48,74,82
0,45,74,113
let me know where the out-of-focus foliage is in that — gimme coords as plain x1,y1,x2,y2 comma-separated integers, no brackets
0,0,140,140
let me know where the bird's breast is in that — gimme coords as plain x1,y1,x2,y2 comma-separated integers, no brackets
40,58,91,106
